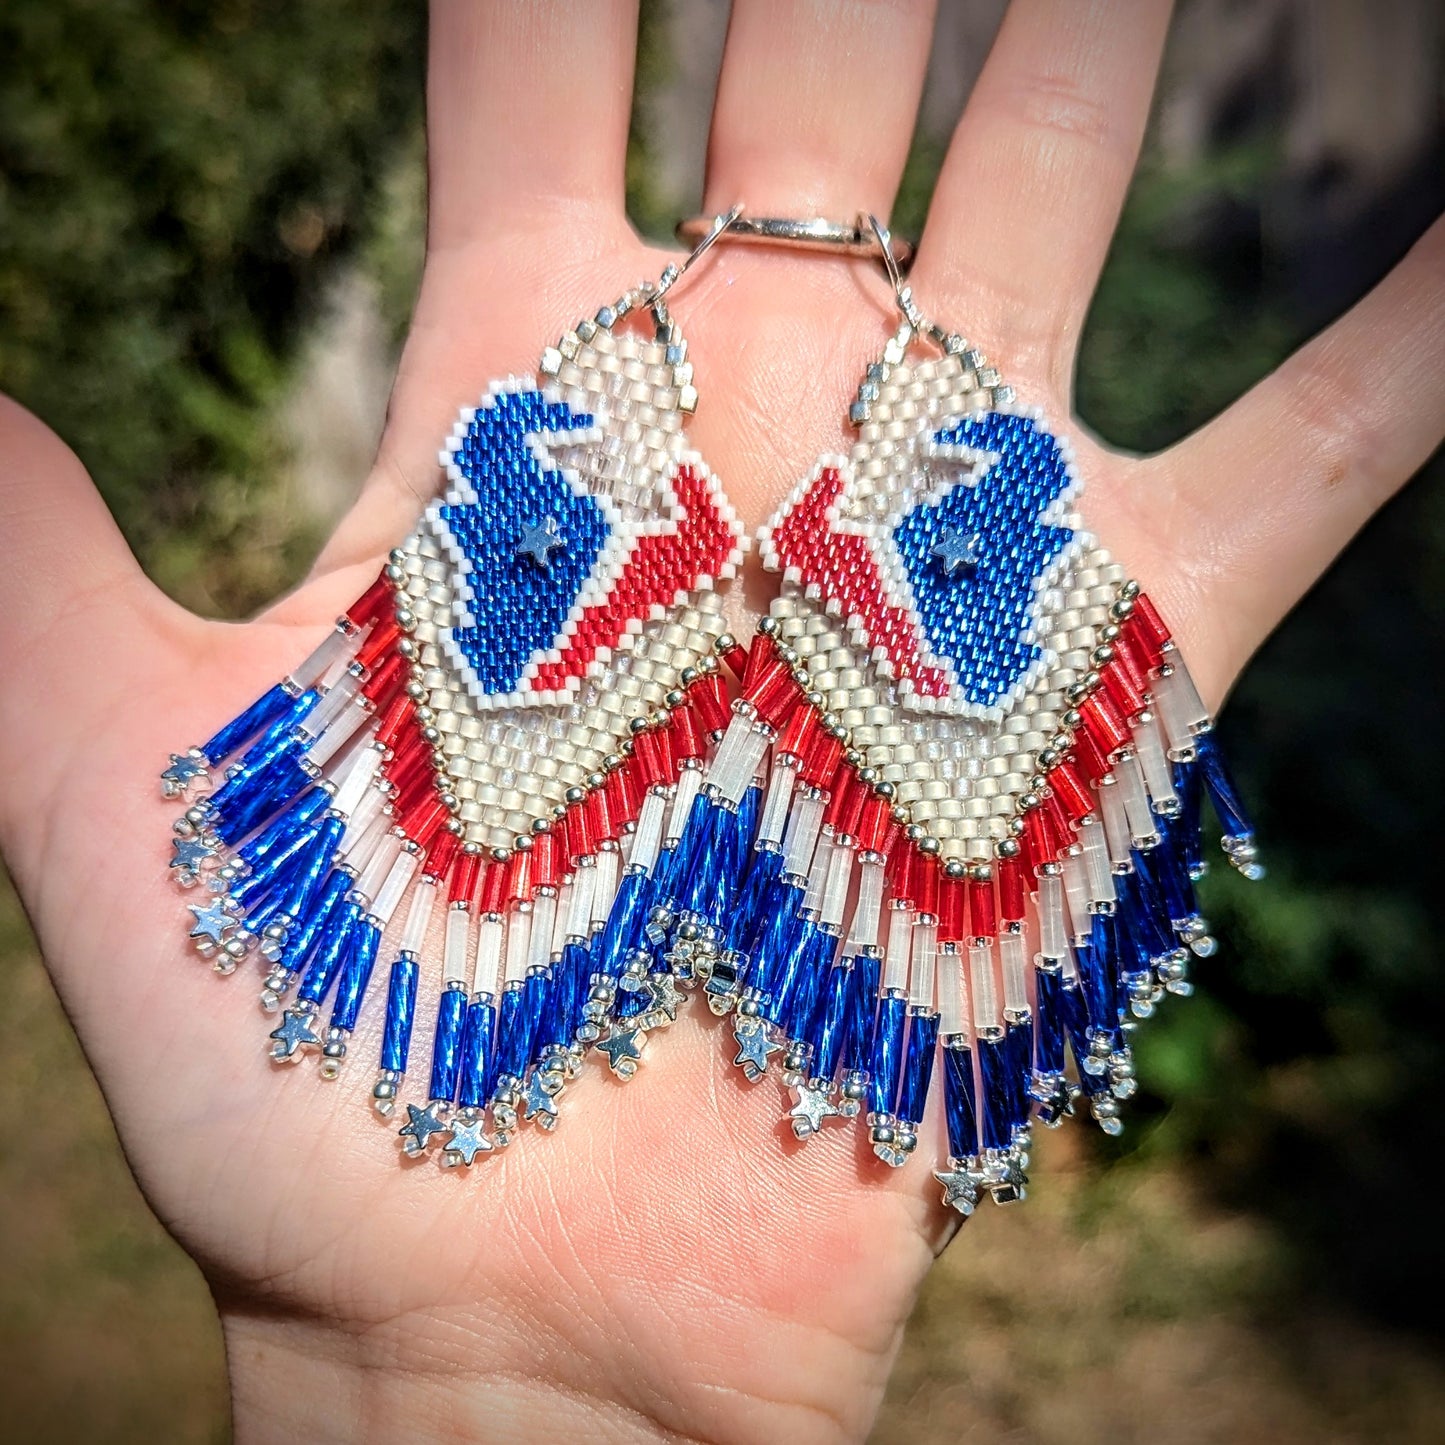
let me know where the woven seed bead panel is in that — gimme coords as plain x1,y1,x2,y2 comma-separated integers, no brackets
399,322,745,852
760,349,1124,864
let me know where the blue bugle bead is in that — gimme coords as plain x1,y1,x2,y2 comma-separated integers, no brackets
235,785,330,872
428,983,469,1105
808,961,855,1084
842,950,881,1076
278,865,350,978
380,957,420,1075
201,680,303,767
295,896,362,1007
943,1039,979,1161
493,982,529,1086
229,818,326,913
455,996,496,1111
977,1033,1013,1154
1033,966,1067,1077
867,991,908,1117
897,1010,940,1129
331,917,382,1034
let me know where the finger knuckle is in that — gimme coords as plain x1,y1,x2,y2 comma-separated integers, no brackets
1280,347,1382,494
997,70,1126,166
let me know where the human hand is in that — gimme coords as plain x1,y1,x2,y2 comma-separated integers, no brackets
1,3,1442,1442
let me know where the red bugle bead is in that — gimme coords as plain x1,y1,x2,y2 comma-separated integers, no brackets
915,853,939,917
721,639,749,682
775,703,818,763
1042,790,1074,849
822,762,862,835
890,841,918,906
400,796,448,851
477,856,508,916
799,729,843,790
1079,692,1130,758
752,669,802,729
741,631,777,695
1071,725,1110,785
375,693,414,752
630,727,665,787
345,573,394,628
857,794,893,854
691,673,732,736
672,702,707,762
938,870,966,942
653,715,677,783
997,856,1026,922
567,801,597,862
423,828,459,885
604,765,640,830
967,873,997,940
360,649,409,706
393,772,438,823
1049,761,1096,824
449,848,482,906
530,831,561,892
1019,818,1043,875
1112,623,1152,691
384,743,430,800
355,616,401,674
1033,799,1068,863
1101,661,1145,720
585,785,612,846
505,847,532,905
1131,592,1172,650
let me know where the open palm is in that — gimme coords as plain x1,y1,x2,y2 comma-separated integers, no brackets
2,4,1442,1441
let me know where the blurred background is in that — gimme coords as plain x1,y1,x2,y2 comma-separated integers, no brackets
2,1,1443,1440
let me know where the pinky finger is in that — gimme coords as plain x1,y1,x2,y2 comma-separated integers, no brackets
1150,213,1445,687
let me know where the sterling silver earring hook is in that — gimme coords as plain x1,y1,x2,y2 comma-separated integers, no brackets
655,203,745,304
865,212,931,336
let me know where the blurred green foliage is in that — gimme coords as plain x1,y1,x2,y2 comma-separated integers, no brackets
1076,151,1445,1326
0,0,424,611
1,0,1441,1363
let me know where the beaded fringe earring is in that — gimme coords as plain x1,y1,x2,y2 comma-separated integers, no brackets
161,215,750,1165
655,220,1260,1216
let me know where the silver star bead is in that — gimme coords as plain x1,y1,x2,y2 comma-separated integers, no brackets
516,516,564,568
161,753,208,797
399,1101,447,1154
640,972,684,1026
443,1114,494,1166
788,1083,841,1139
188,897,235,944
934,1167,980,1216
269,1008,320,1061
931,526,983,576
596,1026,645,1078
732,1020,781,1081
521,1069,561,1124
170,836,215,873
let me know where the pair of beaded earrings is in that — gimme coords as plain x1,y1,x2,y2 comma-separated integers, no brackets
161,210,1258,1214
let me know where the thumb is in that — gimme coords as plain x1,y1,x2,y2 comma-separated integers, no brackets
0,395,185,846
